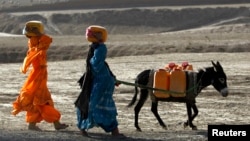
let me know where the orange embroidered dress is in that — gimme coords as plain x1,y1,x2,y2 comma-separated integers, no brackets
12,35,61,123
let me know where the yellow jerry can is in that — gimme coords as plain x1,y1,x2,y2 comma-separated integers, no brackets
169,69,186,97
153,69,170,98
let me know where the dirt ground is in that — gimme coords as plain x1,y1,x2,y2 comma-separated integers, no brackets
0,53,250,141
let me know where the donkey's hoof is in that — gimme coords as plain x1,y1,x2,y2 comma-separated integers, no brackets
192,126,198,130
183,122,188,128
136,128,142,132
162,126,168,130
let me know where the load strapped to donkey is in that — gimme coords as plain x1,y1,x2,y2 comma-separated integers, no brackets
152,61,197,99
117,61,199,100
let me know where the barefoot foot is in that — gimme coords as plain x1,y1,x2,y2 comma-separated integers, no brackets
54,121,69,130
111,127,125,138
28,123,42,131
81,130,89,137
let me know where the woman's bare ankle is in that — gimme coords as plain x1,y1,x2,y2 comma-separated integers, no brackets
111,127,120,136
53,121,68,130
81,129,89,137
28,122,42,131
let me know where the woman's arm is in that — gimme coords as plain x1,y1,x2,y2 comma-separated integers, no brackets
90,44,107,73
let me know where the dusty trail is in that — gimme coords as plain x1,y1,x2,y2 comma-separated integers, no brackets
0,53,249,140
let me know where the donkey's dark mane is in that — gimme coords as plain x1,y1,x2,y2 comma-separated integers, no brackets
196,66,216,91
198,66,214,74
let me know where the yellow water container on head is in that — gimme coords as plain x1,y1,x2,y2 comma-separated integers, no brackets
86,25,107,43
153,69,170,98
22,21,44,37
169,69,186,97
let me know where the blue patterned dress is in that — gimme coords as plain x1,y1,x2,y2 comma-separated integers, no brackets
77,43,118,132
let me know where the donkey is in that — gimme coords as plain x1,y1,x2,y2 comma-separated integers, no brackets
127,61,228,131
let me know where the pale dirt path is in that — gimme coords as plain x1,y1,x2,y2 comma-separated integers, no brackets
0,53,249,140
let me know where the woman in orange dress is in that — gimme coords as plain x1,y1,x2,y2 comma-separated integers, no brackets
12,21,68,131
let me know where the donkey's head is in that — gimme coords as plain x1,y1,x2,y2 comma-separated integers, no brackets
211,61,228,97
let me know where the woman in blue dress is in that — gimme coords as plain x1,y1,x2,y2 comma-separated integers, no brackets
75,25,123,137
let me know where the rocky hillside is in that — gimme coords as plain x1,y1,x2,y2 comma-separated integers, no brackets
0,1,250,63
1,5,250,35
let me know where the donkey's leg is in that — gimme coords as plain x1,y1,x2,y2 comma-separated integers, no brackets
151,101,167,129
134,89,148,132
190,103,198,130
184,103,192,128
185,103,198,130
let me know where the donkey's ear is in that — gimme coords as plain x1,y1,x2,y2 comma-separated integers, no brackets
215,61,224,71
216,61,221,66
211,60,222,72
211,60,216,67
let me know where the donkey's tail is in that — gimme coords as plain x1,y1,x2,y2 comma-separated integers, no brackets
127,69,153,107
127,79,139,107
